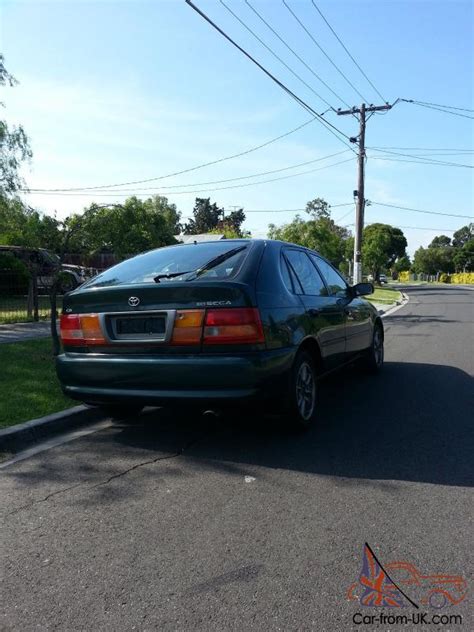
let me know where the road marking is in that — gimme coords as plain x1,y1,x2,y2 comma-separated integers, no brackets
0,419,113,470
244,476,256,483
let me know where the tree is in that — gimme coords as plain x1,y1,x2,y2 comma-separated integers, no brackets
413,246,454,275
305,197,330,220
0,55,32,197
268,198,350,268
393,255,411,272
452,224,473,248
429,235,451,248
184,198,223,234
362,223,407,282
70,195,180,259
0,195,63,250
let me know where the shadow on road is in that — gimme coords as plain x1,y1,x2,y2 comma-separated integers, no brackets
114,360,474,489
3,361,473,502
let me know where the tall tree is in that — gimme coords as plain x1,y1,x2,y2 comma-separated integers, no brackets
452,224,473,248
184,198,223,234
0,55,32,197
429,235,451,248
268,198,351,268
70,196,180,259
362,223,407,281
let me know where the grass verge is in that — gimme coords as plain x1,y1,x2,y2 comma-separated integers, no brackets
365,286,403,305
0,338,73,429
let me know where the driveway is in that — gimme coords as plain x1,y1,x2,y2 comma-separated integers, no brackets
1,285,473,631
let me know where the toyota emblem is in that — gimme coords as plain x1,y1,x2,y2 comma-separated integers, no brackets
128,296,140,307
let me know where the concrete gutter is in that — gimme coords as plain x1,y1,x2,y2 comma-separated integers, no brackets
378,291,409,318
0,405,105,454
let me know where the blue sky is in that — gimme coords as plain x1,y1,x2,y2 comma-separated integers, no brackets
1,0,473,254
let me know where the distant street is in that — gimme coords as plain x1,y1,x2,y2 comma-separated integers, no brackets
1,285,473,631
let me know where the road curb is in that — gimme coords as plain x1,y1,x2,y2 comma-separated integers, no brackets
380,291,409,318
0,405,105,454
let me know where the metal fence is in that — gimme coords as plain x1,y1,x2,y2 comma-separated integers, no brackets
0,272,62,325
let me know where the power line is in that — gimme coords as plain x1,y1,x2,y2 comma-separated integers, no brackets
369,155,474,169
185,0,355,152
27,150,349,194
371,146,474,153
402,99,474,120
243,0,352,110
26,157,355,197
21,117,323,192
369,201,474,220
404,99,474,113
367,147,473,168
219,0,339,110
282,0,369,103
335,207,354,223
310,0,386,103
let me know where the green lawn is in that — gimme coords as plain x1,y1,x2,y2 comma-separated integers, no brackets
0,296,61,324
365,286,402,305
0,338,73,428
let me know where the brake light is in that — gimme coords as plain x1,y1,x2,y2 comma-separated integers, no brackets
171,310,204,345
60,314,106,346
203,308,264,344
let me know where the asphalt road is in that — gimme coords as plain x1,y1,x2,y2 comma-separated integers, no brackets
1,285,473,631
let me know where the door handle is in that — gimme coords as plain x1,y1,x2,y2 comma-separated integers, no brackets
344,307,356,320
308,308,321,317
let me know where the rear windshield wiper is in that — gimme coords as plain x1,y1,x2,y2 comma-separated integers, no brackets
185,246,247,281
154,271,193,283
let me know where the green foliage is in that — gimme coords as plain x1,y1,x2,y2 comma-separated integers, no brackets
184,198,223,235
305,197,331,220
452,224,473,248
0,55,32,197
0,196,62,250
69,195,180,259
414,224,473,274
429,235,451,248
362,223,407,280
268,212,348,268
393,255,411,272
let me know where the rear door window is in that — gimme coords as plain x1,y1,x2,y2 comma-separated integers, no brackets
284,250,326,296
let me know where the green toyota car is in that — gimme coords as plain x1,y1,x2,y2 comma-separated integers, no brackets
56,239,383,429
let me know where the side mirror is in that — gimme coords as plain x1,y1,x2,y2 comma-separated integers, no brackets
353,282,374,296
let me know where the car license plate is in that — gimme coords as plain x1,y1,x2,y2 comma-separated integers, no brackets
114,316,166,337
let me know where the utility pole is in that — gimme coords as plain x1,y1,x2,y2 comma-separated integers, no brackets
337,102,392,283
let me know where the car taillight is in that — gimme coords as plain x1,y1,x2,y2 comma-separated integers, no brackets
203,308,264,345
171,310,204,345
60,314,106,346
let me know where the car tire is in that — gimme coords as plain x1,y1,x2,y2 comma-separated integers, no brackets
362,322,384,373
284,350,319,431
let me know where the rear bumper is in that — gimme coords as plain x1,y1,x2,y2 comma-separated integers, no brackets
56,348,295,406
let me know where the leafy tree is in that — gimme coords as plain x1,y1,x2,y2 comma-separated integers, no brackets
452,224,473,248
429,235,451,248
70,196,180,259
393,255,411,272
184,198,223,234
362,223,407,282
413,246,455,275
0,55,32,197
305,197,330,220
0,196,62,250
268,199,350,268
453,240,474,272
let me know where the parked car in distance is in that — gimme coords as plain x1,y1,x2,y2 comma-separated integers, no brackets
0,245,97,292
56,239,383,429
379,274,388,284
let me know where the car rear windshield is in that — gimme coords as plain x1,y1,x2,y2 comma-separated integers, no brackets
83,241,250,288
